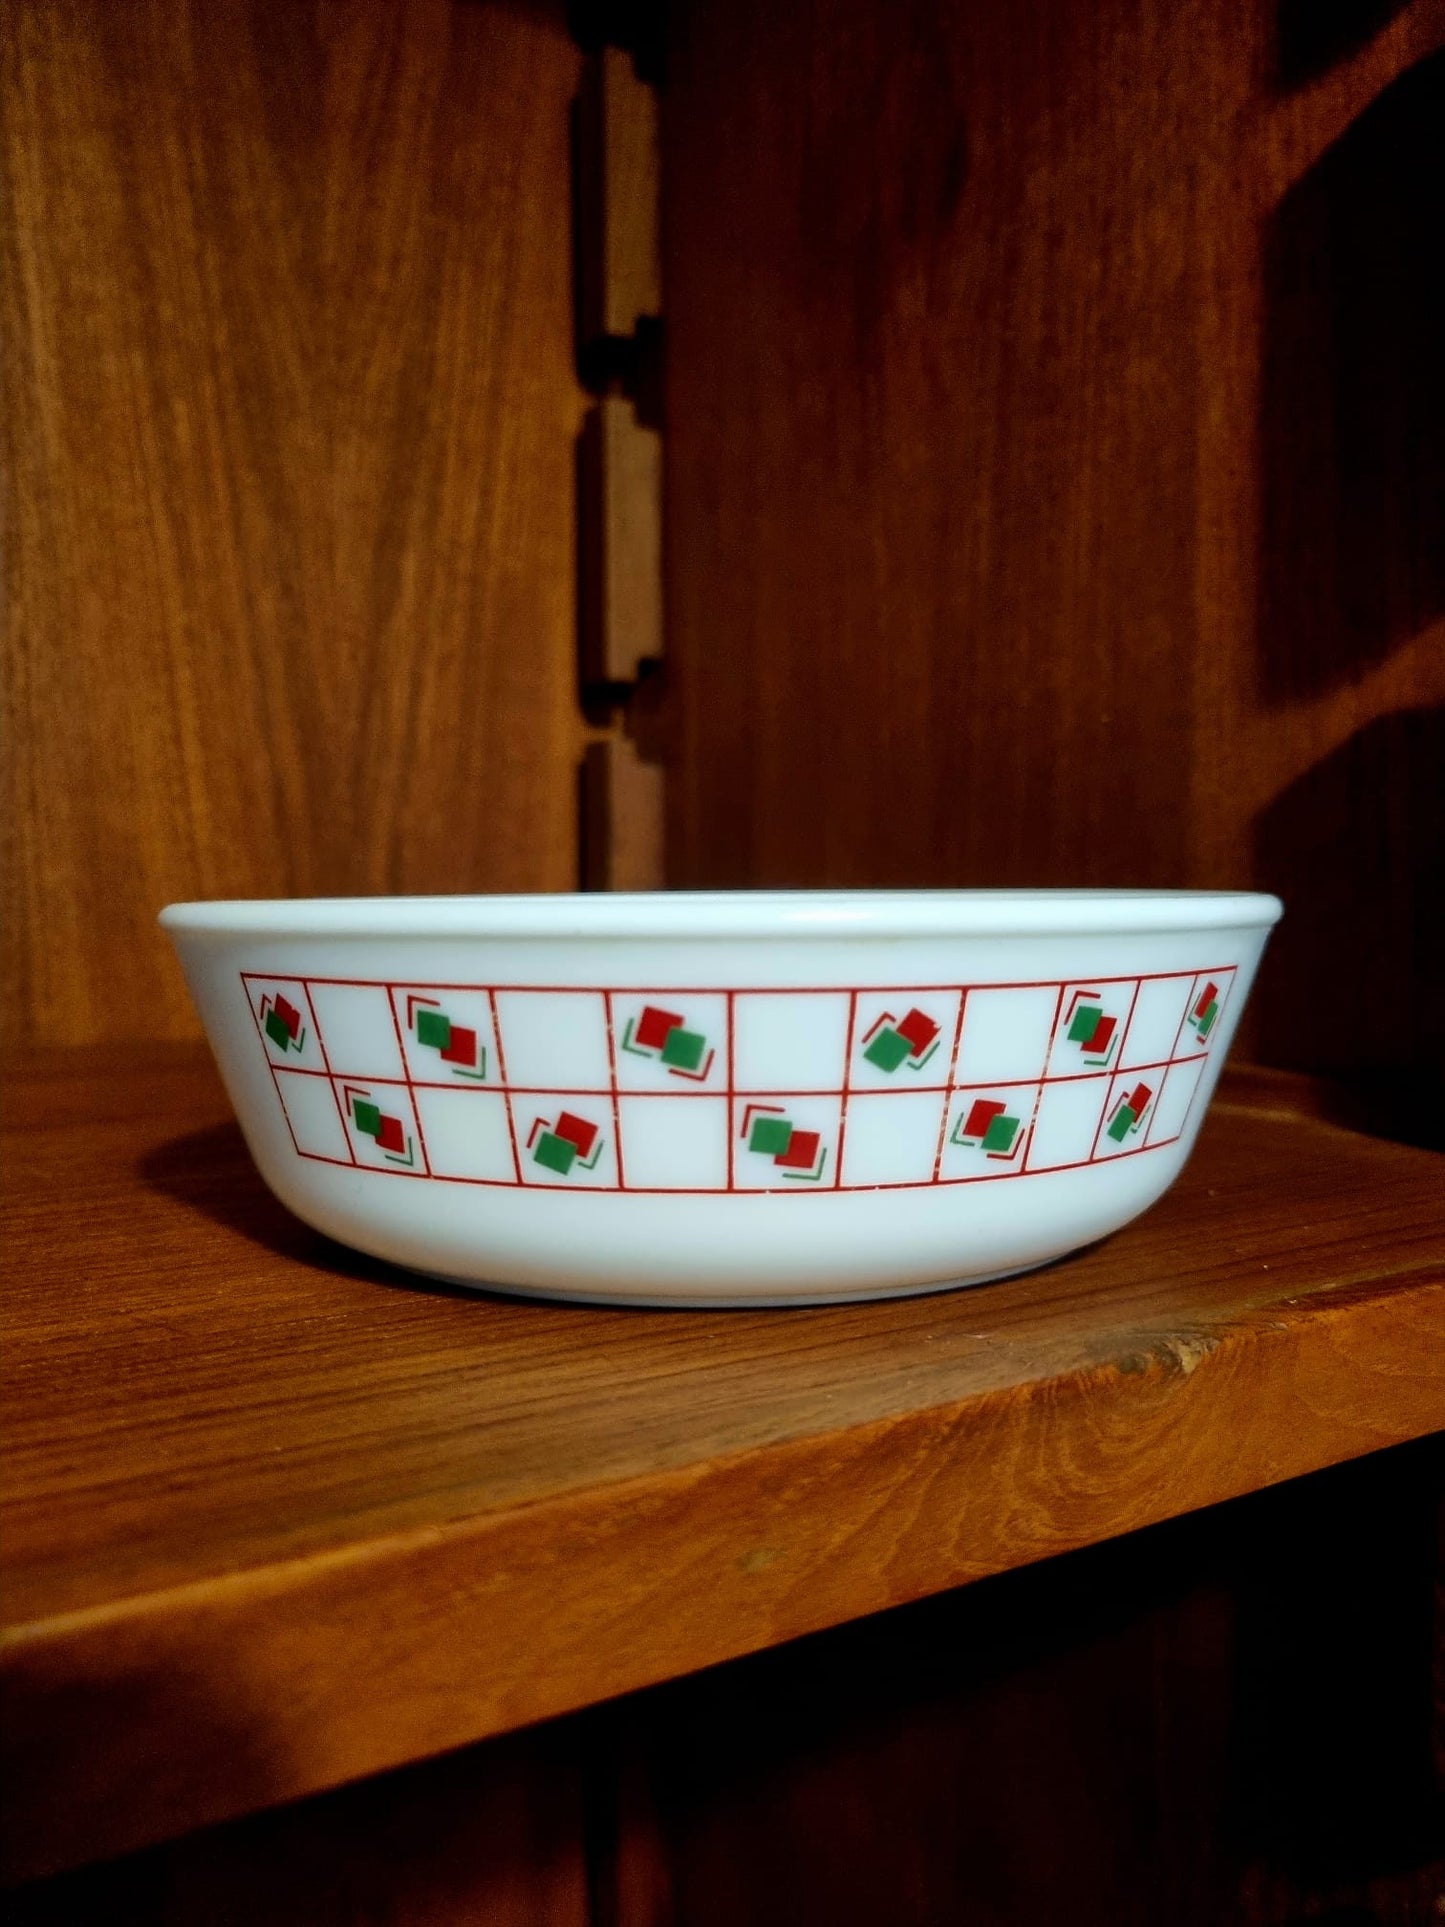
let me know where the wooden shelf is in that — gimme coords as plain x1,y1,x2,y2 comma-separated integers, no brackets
3,1046,1442,1882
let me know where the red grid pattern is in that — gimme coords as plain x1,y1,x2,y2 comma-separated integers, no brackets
241,968,1237,1195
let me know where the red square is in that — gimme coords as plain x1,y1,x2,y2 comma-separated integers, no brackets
635,1005,684,1052
275,994,302,1038
555,1111,599,1158
963,1097,1006,1138
896,1007,939,1056
1193,981,1219,1021
774,1128,821,1171
1085,1014,1117,1055
1127,1081,1153,1113
440,1024,478,1067
376,1113,406,1155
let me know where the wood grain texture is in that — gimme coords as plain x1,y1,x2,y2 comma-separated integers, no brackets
661,0,1445,1121
2,1047,1442,1878
1,0,586,1050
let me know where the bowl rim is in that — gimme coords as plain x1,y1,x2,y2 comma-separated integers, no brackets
160,889,1283,941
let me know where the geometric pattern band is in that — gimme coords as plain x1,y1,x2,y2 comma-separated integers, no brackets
242,968,1236,1195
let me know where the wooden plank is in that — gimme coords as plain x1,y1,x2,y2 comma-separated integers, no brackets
11,1444,1440,1924
659,0,1445,1110
0,0,586,1051
575,45,662,352
2,1048,1442,1876
581,734,666,889
579,398,664,687
578,1442,1445,1927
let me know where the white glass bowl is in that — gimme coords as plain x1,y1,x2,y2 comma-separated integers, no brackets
161,890,1282,1306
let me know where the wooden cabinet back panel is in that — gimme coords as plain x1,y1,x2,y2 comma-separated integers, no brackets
1,0,585,1048
661,0,1445,1125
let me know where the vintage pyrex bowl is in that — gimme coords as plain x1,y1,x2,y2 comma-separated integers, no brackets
161,890,1283,1307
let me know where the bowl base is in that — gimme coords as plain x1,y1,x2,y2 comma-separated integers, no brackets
409,1258,1053,1311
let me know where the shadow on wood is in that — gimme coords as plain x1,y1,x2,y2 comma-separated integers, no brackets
1273,0,1412,88
1251,704,1445,1148
1257,51,1444,702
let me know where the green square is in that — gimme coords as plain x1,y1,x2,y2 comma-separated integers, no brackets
533,1130,578,1176
1107,1104,1136,1143
661,1026,706,1071
1068,1004,1102,1044
353,1099,382,1138
981,1113,1019,1153
1196,999,1218,1037
264,1009,290,1049
748,1116,793,1156
416,1008,451,1050
863,1026,911,1073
